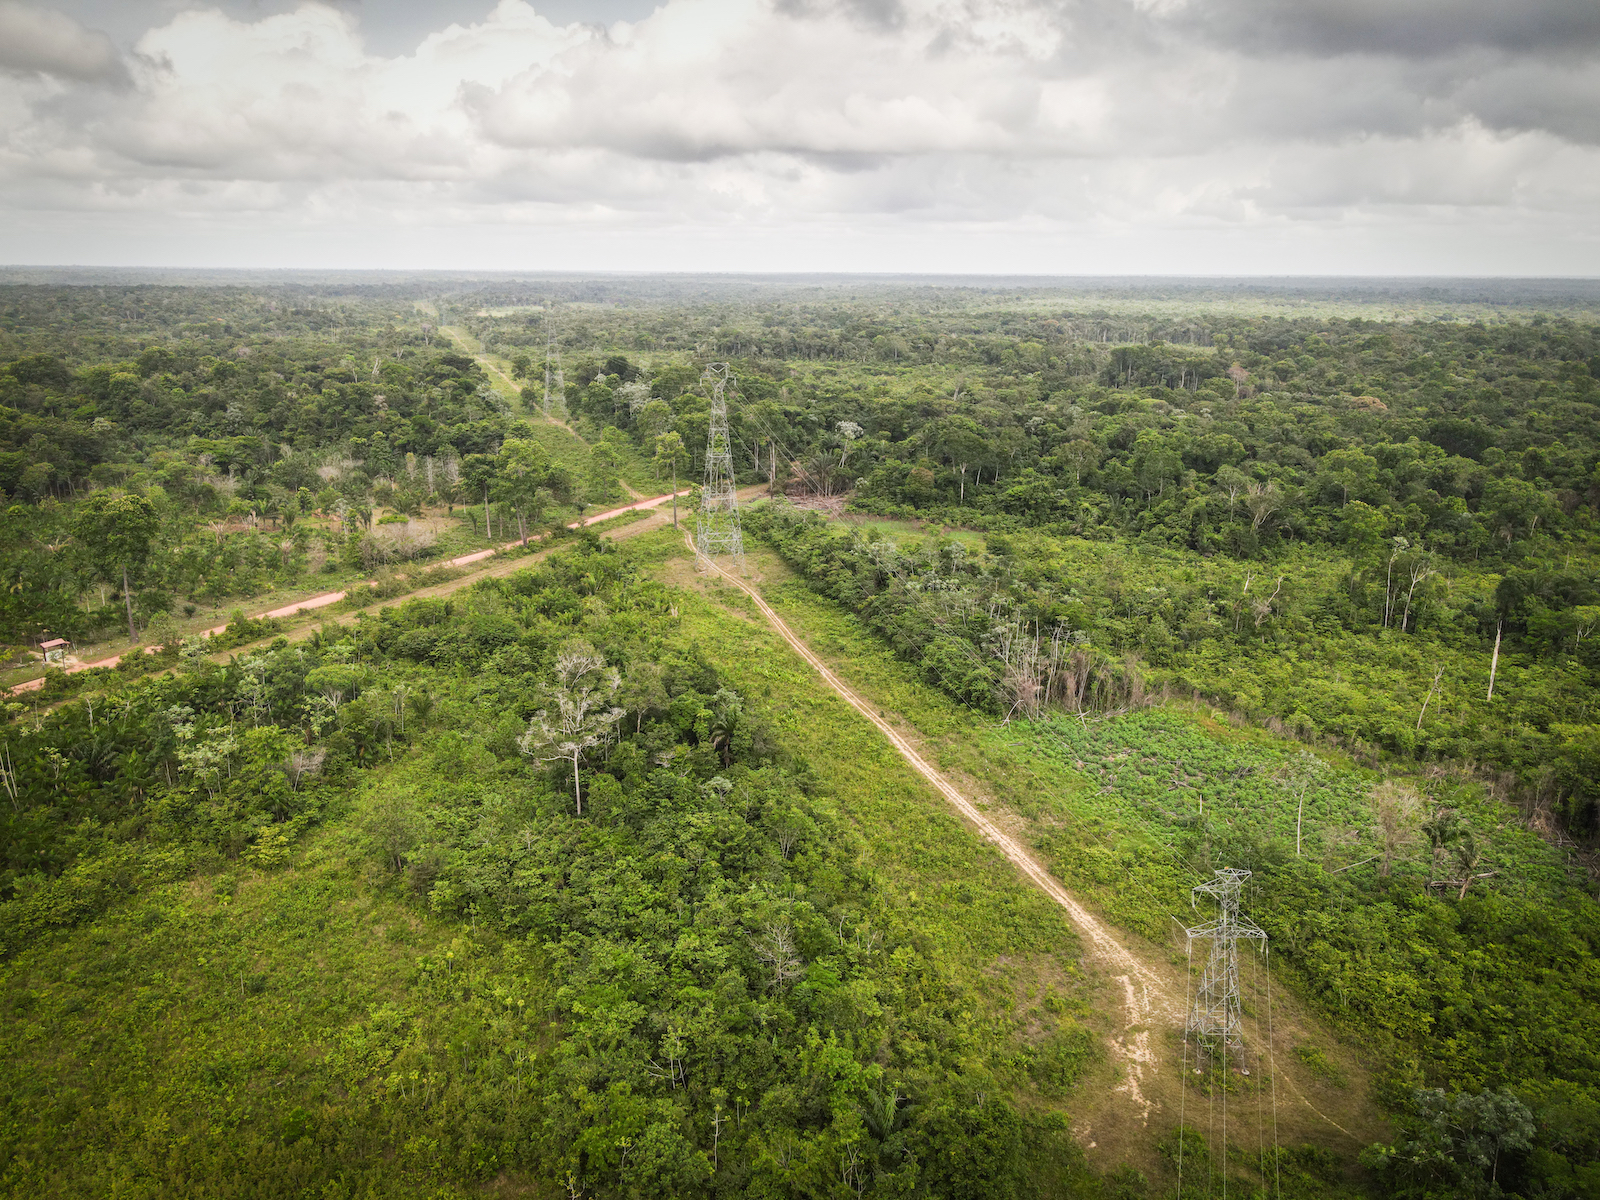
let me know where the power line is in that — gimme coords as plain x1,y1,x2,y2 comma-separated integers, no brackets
738,407,1207,906
1179,937,1193,1197
1267,945,1283,1200
727,424,1298,1188
1182,869,1269,1198
542,304,564,419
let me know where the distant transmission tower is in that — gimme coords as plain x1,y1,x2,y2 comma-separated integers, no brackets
1184,868,1267,1047
695,363,744,567
542,306,563,418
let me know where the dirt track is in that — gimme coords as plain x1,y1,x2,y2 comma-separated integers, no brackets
441,326,579,434
683,531,1180,1121
9,491,689,696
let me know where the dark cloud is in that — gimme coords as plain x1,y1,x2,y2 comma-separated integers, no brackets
774,0,905,29
1452,59,1600,143
0,1,124,81
1186,0,1600,59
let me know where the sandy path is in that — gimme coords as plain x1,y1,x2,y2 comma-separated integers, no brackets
18,505,681,695
685,532,1181,1120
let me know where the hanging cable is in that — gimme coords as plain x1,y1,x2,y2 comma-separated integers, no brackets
1267,944,1282,1200
1222,1008,1229,1200
741,398,1299,1200
1208,1032,1215,1200
1179,936,1193,1198
1253,944,1266,1190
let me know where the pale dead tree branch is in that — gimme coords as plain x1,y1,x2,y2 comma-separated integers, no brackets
518,641,624,816
1371,781,1423,876
287,747,327,791
1252,577,1284,629
644,1026,688,1089
1245,480,1283,532
1416,663,1446,731
1280,750,1323,858
772,812,805,860
1487,620,1503,701
0,744,19,813
752,919,803,991
1401,553,1433,632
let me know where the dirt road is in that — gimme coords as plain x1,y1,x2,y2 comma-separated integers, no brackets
684,531,1179,1120
9,491,689,696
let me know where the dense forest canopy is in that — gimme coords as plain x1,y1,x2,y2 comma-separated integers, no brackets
3,273,1599,1199
5,275,1596,828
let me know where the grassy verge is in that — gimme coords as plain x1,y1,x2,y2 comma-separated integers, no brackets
650,531,1388,1184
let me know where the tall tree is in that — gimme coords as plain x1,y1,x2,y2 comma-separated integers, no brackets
518,642,624,816
460,453,497,542
496,438,551,545
71,492,160,644
654,432,687,527
930,416,987,504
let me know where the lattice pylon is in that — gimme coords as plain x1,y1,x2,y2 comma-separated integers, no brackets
542,307,561,419
696,363,744,568
1184,868,1267,1048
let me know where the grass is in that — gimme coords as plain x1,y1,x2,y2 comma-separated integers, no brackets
643,529,1388,1185
1,530,1105,1196
2,525,1390,1196
0,806,546,1198
652,532,1091,1006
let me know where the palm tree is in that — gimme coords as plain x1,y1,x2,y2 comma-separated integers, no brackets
708,688,743,767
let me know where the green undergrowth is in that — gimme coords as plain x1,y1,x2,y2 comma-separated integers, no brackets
754,506,1600,841
0,835,523,1198
2,534,1108,1198
738,536,1600,1199
669,570,1089,1024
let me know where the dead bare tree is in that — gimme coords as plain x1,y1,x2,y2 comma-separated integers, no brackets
1401,552,1432,631
1282,750,1323,857
1487,620,1503,700
1370,781,1423,876
518,642,624,816
752,919,803,990
1245,481,1283,532
1416,663,1446,731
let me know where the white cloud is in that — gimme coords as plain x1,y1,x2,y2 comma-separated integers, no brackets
0,0,1597,270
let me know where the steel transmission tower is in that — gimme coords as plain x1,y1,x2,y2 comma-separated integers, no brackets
695,363,744,566
1184,868,1267,1047
542,307,563,419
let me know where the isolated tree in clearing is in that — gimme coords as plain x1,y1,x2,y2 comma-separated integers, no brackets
70,491,160,644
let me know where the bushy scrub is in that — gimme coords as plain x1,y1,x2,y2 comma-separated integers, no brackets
1,539,1097,1199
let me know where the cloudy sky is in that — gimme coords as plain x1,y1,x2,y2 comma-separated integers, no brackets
1,0,1597,273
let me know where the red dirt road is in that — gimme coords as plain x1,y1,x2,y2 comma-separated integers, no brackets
8,490,690,695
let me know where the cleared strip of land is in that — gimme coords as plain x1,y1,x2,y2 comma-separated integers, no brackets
683,530,1179,1121
9,490,688,694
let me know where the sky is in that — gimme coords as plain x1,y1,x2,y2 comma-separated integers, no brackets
0,0,1598,274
